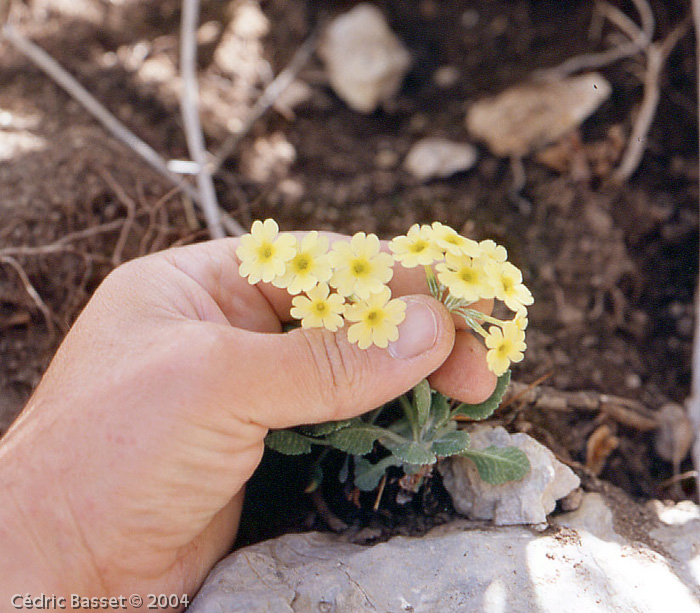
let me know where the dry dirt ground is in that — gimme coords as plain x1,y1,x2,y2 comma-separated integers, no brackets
0,0,698,542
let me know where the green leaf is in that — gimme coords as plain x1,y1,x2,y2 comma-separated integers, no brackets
431,430,471,457
354,455,402,491
265,430,313,455
383,439,436,465
460,445,530,484
430,393,451,430
412,379,432,429
451,371,511,421
327,425,383,455
301,419,355,437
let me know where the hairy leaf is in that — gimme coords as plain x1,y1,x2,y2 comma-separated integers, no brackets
451,371,511,421
301,419,355,437
461,445,530,484
327,425,383,455
383,439,436,465
431,430,471,457
412,379,432,429
354,455,402,491
430,393,451,430
265,430,313,455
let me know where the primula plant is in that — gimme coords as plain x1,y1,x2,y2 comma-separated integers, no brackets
237,219,533,495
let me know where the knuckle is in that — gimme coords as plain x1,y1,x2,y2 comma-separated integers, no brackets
299,328,366,420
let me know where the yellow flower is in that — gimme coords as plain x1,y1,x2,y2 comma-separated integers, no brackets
488,261,534,313
436,253,495,303
236,219,296,284
389,223,444,268
485,322,526,376
273,231,332,295
479,239,508,263
290,283,346,332
428,221,481,258
345,287,406,349
513,311,529,331
329,232,394,299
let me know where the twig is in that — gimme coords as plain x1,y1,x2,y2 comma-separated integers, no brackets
0,220,126,258
210,26,319,171
96,168,137,266
536,0,654,80
688,0,700,502
0,255,59,336
179,0,225,239
613,20,692,182
0,23,245,237
505,381,659,431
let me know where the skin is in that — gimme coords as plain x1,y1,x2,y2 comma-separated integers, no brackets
0,235,495,611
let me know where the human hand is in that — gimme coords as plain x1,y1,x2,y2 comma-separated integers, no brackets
0,234,495,609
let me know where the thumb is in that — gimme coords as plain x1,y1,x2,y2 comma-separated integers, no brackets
225,295,455,429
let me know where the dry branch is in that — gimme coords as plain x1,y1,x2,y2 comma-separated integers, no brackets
687,0,700,502
505,381,659,431
210,26,320,171
0,22,245,237
0,255,59,336
180,0,225,239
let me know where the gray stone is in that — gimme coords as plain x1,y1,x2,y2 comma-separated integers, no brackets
466,73,611,157
318,4,411,114
404,138,478,182
439,426,580,525
189,494,700,612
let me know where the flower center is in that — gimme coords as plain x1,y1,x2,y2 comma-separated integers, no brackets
410,240,427,253
459,268,476,284
258,243,273,261
313,301,328,315
497,340,512,357
294,254,311,272
352,259,369,276
365,308,382,324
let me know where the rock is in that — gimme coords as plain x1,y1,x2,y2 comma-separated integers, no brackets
654,402,693,465
403,137,478,182
189,493,700,612
439,426,580,525
318,4,411,113
239,132,296,183
466,73,612,157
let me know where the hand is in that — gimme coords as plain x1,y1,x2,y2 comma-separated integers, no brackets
0,234,495,608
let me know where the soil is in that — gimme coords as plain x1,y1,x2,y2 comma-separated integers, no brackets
1,0,698,547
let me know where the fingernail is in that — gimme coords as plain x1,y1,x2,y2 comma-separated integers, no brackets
389,299,438,359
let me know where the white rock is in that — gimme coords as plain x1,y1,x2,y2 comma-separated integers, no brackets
404,137,478,182
439,426,580,525
318,4,411,113
189,494,700,612
466,73,612,157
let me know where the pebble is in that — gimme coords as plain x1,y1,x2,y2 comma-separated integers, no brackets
466,73,612,157
318,4,411,113
403,137,478,182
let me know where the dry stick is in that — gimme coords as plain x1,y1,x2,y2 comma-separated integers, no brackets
613,21,691,182
96,168,138,266
688,0,700,502
536,0,654,80
210,26,320,172
0,256,58,336
0,24,244,237
180,0,224,239
0,220,127,258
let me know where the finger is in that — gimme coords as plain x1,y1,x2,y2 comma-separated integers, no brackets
214,294,456,429
428,329,497,403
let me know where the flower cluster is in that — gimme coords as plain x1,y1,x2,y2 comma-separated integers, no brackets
237,219,533,375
